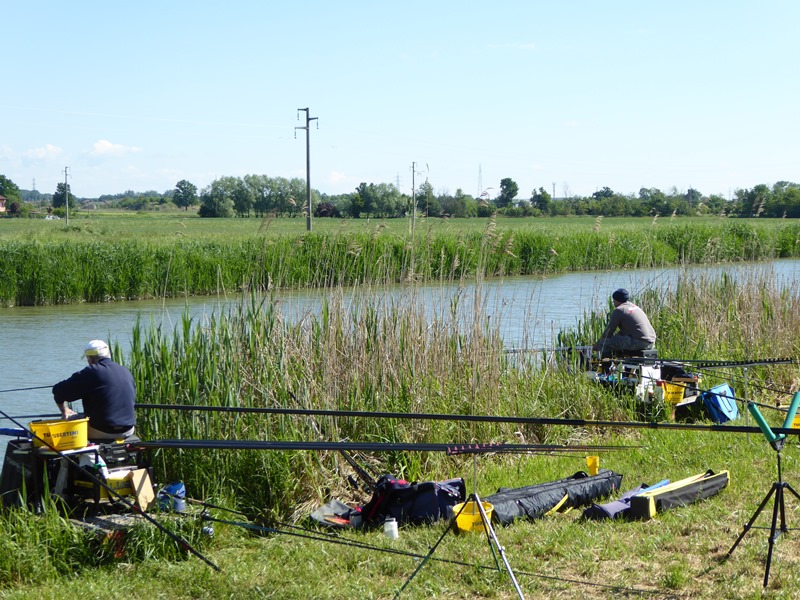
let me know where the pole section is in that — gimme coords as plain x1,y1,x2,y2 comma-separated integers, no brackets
305,116,311,231
411,161,416,237
64,166,69,226
295,108,317,232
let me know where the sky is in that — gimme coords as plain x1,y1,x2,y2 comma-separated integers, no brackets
3,1,799,200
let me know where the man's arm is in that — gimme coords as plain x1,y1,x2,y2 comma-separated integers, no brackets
600,308,621,340
52,368,89,419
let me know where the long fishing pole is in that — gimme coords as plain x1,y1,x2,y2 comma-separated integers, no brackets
138,439,636,454
0,413,61,421
135,403,800,436
0,408,220,571
0,385,53,394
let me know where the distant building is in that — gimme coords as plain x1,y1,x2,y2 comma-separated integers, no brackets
0,195,6,213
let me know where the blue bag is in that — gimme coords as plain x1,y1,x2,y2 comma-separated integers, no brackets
702,383,738,424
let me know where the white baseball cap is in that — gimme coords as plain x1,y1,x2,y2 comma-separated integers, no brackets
84,340,111,358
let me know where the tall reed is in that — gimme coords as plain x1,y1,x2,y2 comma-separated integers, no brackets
3,220,800,306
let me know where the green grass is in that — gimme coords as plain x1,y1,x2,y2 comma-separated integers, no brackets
3,215,800,306
3,218,800,596
4,430,800,599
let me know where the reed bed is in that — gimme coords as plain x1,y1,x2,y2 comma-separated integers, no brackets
129,266,800,521
2,219,800,306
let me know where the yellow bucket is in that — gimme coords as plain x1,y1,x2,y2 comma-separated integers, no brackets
662,382,684,405
452,501,494,533
29,417,89,450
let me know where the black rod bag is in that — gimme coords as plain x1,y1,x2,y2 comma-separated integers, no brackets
628,469,729,520
484,469,623,525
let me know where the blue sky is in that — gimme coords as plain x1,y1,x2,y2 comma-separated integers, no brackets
3,1,798,200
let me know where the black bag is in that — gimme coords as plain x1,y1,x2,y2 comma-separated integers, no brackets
360,475,466,526
484,469,623,525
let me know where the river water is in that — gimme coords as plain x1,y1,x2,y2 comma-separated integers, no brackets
2,260,800,439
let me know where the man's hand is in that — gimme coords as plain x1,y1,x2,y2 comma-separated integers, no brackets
61,406,77,419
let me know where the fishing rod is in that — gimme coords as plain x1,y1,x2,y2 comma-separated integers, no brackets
647,357,795,369
135,403,800,436
0,408,220,572
138,439,637,454
0,385,53,394
504,345,592,355
198,513,662,597
0,413,61,421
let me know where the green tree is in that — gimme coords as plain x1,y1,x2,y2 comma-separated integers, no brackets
496,178,519,208
592,186,614,200
372,183,402,217
173,180,198,211
0,174,21,205
350,183,375,218
440,188,477,218
530,187,552,215
198,181,234,218
231,178,254,217
52,182,76,210
244,174,272,216
685,188,702,207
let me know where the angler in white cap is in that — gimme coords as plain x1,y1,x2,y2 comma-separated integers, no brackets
52,340,136,441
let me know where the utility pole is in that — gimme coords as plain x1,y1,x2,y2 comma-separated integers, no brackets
63,167,70,226
410,161,417,237
552,181,556,201
295,108,318,232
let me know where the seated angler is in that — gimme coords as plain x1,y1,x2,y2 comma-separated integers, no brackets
592,289,656,359
52,340,137,441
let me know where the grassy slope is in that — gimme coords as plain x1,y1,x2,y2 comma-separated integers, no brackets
5,429,800,599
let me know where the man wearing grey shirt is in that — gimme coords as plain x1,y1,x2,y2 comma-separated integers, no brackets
592,289,656,359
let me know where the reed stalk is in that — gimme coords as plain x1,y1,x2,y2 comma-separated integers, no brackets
2,220,800,306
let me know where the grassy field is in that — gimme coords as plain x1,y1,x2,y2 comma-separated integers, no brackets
0,210,794,240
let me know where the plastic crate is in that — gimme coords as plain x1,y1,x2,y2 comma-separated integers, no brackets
29,418,89,450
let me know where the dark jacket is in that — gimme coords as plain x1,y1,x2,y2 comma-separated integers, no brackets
52,357,136,432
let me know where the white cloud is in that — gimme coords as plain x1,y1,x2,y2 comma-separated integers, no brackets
90,139,142,157
24,144,63,159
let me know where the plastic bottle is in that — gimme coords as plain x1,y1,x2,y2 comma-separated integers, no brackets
383,517,399,540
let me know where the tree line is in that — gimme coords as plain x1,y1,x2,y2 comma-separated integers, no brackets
2,173,800,219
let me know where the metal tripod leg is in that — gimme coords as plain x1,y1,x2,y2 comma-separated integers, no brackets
728,483,778,558
473,493,525,599
728,478,800,587
394,493,525,600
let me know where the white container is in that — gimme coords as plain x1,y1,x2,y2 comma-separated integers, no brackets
383,517,399,540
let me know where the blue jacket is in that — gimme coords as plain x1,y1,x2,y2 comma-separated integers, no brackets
52,357,136,432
